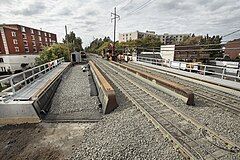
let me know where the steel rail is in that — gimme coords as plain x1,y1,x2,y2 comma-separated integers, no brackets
124,62,240,114
93,58,240,159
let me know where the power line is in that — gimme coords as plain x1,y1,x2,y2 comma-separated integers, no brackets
118,0,133,11
116,46,240,52
222,28,240,37
116,0,129,7
121,0,156,19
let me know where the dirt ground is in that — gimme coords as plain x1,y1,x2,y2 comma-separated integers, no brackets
0,122,93,160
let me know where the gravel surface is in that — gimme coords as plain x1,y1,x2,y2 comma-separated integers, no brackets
93,59,239,159
70,62,183,159
46,65,101,120
122,62,240,146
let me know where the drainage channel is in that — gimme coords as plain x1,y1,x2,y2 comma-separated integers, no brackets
42,64,102,123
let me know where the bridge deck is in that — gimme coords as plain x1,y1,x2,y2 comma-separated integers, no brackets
12,63,70,101
44,64,102,122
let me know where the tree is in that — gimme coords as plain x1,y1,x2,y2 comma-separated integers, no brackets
36,44,70,64
63,31,83,52
85,37,113,54
180,34,223,58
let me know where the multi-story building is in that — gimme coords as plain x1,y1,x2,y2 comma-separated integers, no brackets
160,33,189,45
119,30,158,42
0,24,57,73
0,24,57,55
224,39,240,60
119,30,190,45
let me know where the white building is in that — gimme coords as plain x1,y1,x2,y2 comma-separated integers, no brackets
119,30,157,42
119,30,190,45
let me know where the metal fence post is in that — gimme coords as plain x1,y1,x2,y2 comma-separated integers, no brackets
23,72,27,85
32,69,35,80
44,65,47,74
203,65,206,75
221,68,225,79
10,77,15,94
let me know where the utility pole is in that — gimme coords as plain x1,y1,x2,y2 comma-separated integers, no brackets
65,25,68,44
111,7,120,60
65,25,71,56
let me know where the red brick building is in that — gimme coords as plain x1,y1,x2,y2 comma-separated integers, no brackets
0,24,57,55
225,39,240,60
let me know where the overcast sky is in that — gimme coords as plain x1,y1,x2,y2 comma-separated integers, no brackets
0,0,240,47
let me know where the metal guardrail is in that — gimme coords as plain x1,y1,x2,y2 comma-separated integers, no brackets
0,57,65,97
137,56,240,81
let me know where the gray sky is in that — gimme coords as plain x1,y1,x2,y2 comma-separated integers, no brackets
0,0,240,47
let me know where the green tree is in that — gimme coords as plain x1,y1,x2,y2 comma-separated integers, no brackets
180,34,223,58
63,31,83,52
36,44,70,64
86,37,113,54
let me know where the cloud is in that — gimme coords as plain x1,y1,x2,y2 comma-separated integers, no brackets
56,8,73,16
1,0,240,47
13,2,46,16
86,10,99,16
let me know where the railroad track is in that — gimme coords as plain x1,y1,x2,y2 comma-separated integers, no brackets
123,62,240,114
92,58,240,160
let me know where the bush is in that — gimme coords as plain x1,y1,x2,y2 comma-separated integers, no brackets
36,44,70,64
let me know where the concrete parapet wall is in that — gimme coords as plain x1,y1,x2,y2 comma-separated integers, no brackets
89,61,118,114
0,62,71,125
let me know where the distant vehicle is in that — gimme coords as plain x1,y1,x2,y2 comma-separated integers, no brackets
80,51,87,58
71,51,82,63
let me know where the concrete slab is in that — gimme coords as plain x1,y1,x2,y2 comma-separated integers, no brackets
0,62,71,125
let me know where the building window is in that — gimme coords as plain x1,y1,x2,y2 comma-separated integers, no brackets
44,32,47,36
39,42,42,46
13,39,18,44
15,47,19,52
38,31,41,35
12,31,17,37
39,36,42,41
45,37,48,42
49,33,51,37
23,40,28,46
22,33,27,39
49,38,51,42
21,27,25,32
31,29,34,34
0,58,4,62
25,47,29,53
33,47,37,52
31,35,35,40
32,41,36,46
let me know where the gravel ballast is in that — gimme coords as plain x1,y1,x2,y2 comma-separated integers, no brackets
46,65,101,121
70,62,183,159
104,60,240,146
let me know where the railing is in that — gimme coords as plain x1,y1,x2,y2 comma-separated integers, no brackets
0,57,65,97
137,56,240,81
